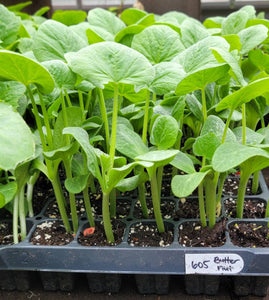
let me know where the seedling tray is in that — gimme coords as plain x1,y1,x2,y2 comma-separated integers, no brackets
0,172,268,277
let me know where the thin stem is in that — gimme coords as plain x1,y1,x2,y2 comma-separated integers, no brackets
78,90,85,119
198,183,207,228
64,89,72,107
151,170,165,233
242,103,246,145
26,183,34,217
110,188,117,218
138,183,149,218
221,109,234,144
204,175,217,230
85,90,92,117
152,93,156,103
83,186,95,228
103,192,114,243
201,88,207,123
216,172,227,217
157,166,164,199
19,187,27,241
61,90,70,145
142,90,150,144
13,193,19,244
97,88,110,153
252,171,260,195
236,169,249,218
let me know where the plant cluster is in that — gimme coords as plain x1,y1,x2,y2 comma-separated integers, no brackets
1,2,269,244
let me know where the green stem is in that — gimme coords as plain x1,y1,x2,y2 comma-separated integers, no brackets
83,186,95,228
63,159,78,233
13,193,19,244
26,171,40,217
151,170,165,233
204,175,218,230
138,183,149,218
103,192,114,243
88,174,96,193
157,166,164,199
110,188,116,218
252,171,260,195
242,103,246,145
142,90,150,144
85,90,92,117
236,169,249,219
78,90,85,119
216,172,227,217
152,93,156,103
19,186,27,241
64,89,72,107
97,88,110,153
109,83,119,166
221,109,234,144
61,90,70,145
201,88,207,123
198,183,207,228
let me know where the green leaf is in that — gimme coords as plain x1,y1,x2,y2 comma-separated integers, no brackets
86,26,113,43
7,1,32,12
0,103,35,171
222,10,248,35
210,47,246,86
172,171,210,197
52,10,87,26
120,8,147,25
216,78,269,112
180,19,209,48
33,20,87,62
42,60,76,90
0,81,26,109
238,25,268,55
233,127,264,145
150,115,179,150
87,8,125,36
65,42,154,90
136,150,178,167
0,50,54,93
115,172,148,192
185,94,203,122
65,174,89,194
248,49,269,73
212,142,269,173
34,6,50,17
150,62,185,95
193,132,221,160
132,25,185,64
170,151,196,174
157,11,188,27
203,17,224,29
115,24,144,44
0,182,17,208
116,124,148,159
63,127,102,183
222,34,242,52
0,4,21,47
43,144,78,161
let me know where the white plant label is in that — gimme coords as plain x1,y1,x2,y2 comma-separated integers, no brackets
185,253,244,274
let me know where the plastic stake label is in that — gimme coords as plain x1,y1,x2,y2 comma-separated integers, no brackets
185,253,244,274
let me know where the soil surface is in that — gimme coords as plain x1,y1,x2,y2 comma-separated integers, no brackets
222,177,260,196
30,220,74,246
78,219,125,246
176,197,200,219
128,222,174,247
229,222,269,247
178,219,227,247
0,222,14,245
224,198,266,218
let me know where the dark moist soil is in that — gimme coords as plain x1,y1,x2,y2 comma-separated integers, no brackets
176,198,200,219
229,222,269,247
224,198,266,218
133,199,176,219
178,219,226,247
0,222,14,245
128,222,174,247
222,177,261,196
78,219,125,246
30,220,74,246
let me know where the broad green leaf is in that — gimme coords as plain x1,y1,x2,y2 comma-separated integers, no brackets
203,17,224,29
172,171,210,197
65,42,154,90
150,115,179,150
258,127,269,144
193,132,221,160
210,47,246,86
173,36,230,73
115,172,148,192
222,34,242,52
65,174,89,194
33,20,87,62
0,81,25,109
70,22,91,43
42,60,76,90
52,10,87,26
238,25,268,55
0,50,54,93
63,127,102,183
157,11,188,27
0,182,17,208
120,8,148,25
135,150,178,167
7,1,32,12
201,115,236,142
170,151,196,174
212,142,269,173
222,10,248,35
87,8,125,36
0,5,21,47
53,107,83,148
185,94,203,122
240,5,256,19
150,62,185,95
233,127,264,145
249,49,269,73
132,25,185,64
216,78,269,111
43,143,78,160
246,19,269,43
180,19,209,48
86,26,114,43
34,6,50,17
0,103,35,170
136,14,155,26
116,124,148,159
115,24,144,44
176,64,230,96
